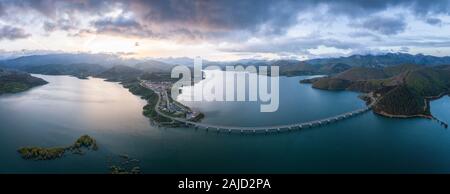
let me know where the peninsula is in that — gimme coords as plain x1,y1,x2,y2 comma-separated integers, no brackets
301,64,450,119
0,68,48,95
18,135,98,160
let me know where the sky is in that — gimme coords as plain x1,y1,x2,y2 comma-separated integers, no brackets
1,0,450,61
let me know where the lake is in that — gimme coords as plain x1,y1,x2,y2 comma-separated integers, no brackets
1,73,450,173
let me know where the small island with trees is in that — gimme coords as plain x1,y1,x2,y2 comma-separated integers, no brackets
18,135,98,160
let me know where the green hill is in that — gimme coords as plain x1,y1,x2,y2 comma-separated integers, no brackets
383,64,422,77
404,68,450,97
96,65,143,82
277,52,445,76
373,85,429,117
304,65,450,117
279,62,351,76
20,63,106,79
311,78,352,90
334,67,387,81
0,68,48,94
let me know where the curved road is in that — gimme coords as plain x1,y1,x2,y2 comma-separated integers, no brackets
142,82,376,133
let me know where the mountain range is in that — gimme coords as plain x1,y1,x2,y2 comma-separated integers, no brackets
1,52,450,80
1,52,450,119
301,64,450,118
2,52,450,72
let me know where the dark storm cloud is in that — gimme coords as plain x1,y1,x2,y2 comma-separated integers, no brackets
349,31,382,41
0,0,450,40
0,0,114,18
94,0,450,40
43,19,79,32
352,16,407,35
43,22,56,32
0,25,30,40
122,0,450,30
0,3,4,16
125,0,306,35
425,18,442,26
91,16,156,38
399,46,410,52
321,0,450,16
221,37,361,54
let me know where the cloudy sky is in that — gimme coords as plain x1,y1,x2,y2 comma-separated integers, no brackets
1,0,450,61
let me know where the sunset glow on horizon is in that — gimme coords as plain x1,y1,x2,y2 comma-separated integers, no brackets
2,0,450,60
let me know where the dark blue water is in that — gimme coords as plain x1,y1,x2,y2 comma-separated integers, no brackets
178,72,365,127
0,74,449,173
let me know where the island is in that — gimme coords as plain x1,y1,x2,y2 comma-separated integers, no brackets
301,64,450,123
107,154,142,174
0,68,48,95
18,135,98,160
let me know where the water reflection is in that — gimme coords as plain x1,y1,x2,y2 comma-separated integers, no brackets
1,74,450,173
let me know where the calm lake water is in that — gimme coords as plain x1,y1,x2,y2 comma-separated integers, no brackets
1,73,450,173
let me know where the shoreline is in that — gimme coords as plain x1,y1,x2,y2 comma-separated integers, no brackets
140,80,375,133
425,91,450,101
373,110,432,119
363,91,450,120
304,76,450,120
138,80,204,126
